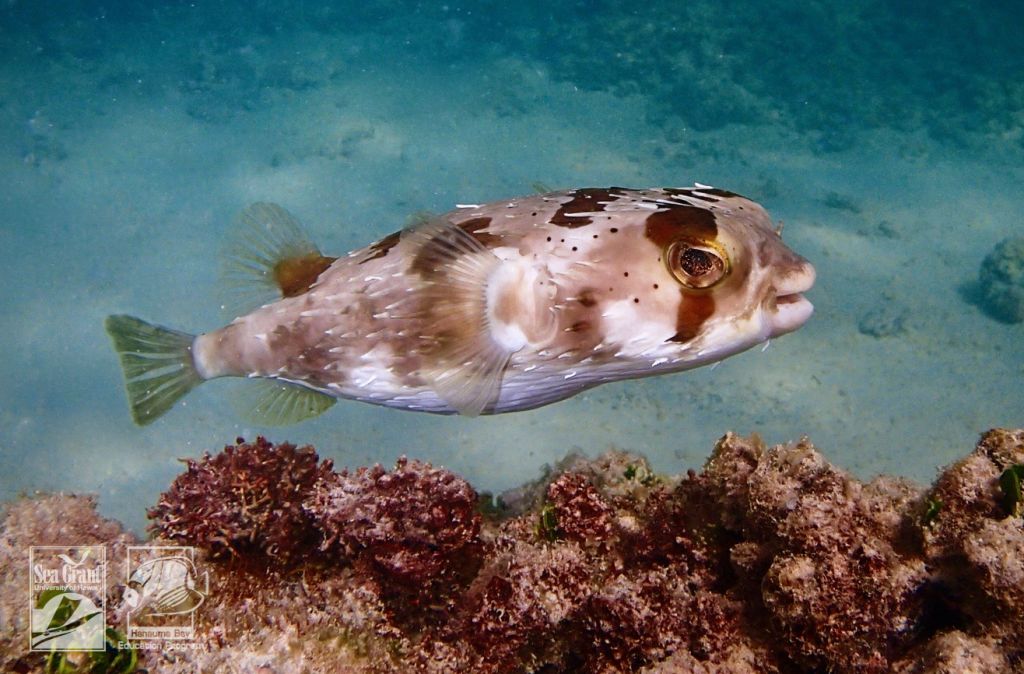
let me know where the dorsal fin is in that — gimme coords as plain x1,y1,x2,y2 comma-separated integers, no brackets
398,217,514,416
219,203,336,318
404,210,435,228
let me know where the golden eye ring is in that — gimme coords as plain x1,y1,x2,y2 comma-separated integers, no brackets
666,240,729,289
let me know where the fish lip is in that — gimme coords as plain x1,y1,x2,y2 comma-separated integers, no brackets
773,261,816,297
766,261,816,337
768,292,814,336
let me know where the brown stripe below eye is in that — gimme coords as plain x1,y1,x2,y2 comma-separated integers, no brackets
550,188,624,228
669,292,715,343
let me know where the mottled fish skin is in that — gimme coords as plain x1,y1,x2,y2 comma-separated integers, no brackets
192,187,815,414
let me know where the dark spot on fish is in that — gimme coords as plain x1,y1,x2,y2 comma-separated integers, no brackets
546,236,552,242
633,298,640,303
274,253,337,297
645,204,718,249
571,246,578,251
360,231,401,264
458,217,499,246
653,283,659,289
610,227,619,233
549,188,624,228
670,292,715,343
623,272,629,277
578,289,598,307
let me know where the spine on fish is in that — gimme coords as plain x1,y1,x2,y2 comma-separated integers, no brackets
104,315,203,425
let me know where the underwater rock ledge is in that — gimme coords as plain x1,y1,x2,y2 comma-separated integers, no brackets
2,430,1023,674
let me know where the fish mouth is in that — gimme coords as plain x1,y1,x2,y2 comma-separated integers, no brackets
767,262,816,337
770,293,814,336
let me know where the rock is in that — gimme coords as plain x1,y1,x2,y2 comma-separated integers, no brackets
978,237,1024,323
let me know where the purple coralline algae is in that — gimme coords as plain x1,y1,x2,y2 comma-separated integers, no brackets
2,431,1023,673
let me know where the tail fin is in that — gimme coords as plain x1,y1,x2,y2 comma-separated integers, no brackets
104,315,203,426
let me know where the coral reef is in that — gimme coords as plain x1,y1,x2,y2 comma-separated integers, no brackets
978,237,1024,323
2,431,1024,673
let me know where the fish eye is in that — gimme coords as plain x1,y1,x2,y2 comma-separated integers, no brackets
667,241,729,289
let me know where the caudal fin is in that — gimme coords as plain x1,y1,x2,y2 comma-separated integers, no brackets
104,315,203,426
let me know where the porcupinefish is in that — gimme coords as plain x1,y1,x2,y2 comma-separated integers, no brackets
106,186,815,425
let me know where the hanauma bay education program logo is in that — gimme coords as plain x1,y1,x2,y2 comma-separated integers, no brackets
29,546,107,652
124,545,208,640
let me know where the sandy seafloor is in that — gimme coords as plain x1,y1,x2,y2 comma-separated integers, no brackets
0,2,1022,534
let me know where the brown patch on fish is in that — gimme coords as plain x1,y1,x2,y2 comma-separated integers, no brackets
670,292,715,343
458,217,501,246
757,237,775,267
549,188,623,228
359,231,401,265
274,254,337,298
644,204,718,249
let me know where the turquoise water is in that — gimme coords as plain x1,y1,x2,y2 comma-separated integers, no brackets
1,1,1022,533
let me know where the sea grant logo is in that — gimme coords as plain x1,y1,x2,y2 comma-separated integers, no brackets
124,546,207,640
29,546,107,652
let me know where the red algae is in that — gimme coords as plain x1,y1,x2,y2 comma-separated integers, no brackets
544,472,614,545
308,456,484,626
148,436,334,567
3,431,1024,673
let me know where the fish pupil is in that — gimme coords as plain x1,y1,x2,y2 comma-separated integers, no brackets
680,247,718,276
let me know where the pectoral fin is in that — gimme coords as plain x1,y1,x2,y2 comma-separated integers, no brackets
399,217,514,416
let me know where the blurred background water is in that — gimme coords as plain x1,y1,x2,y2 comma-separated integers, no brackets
1,1,1022,533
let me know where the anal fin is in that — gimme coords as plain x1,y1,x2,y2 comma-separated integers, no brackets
237,379,336,426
